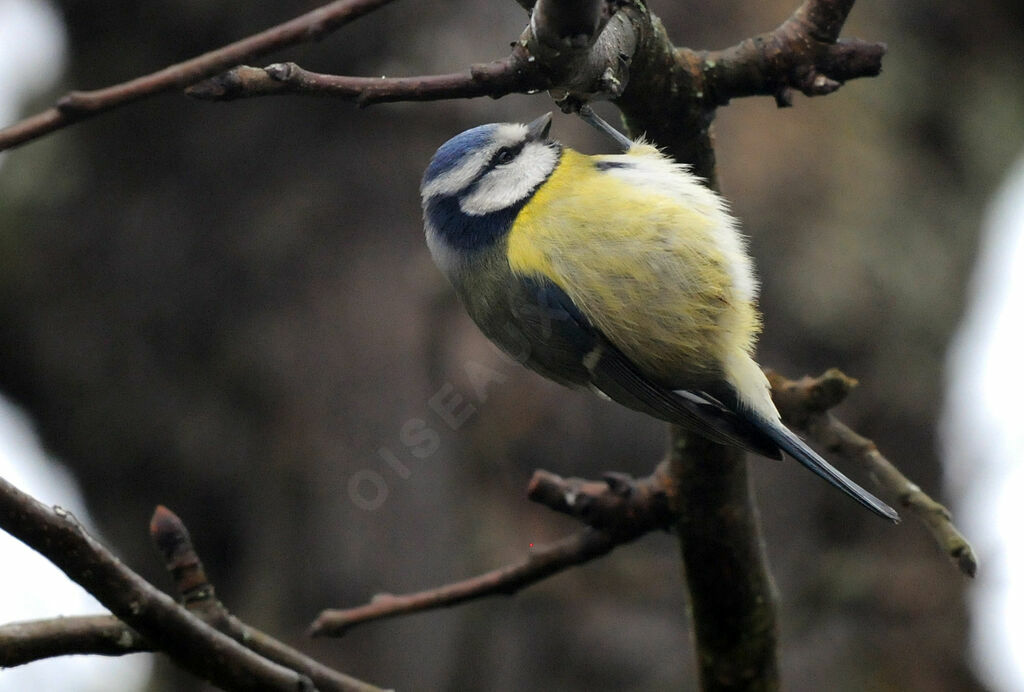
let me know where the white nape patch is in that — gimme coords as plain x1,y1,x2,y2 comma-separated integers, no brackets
420,123,529,200
459,141,559,216
597,146,759,303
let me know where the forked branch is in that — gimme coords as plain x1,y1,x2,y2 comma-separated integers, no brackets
767,369,977,577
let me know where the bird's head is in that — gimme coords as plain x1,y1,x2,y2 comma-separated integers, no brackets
421,114,559,260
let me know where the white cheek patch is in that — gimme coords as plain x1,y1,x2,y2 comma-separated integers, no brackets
420,124,530,200
459,143,558,216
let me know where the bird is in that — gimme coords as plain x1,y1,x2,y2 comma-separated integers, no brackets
419,110,899,522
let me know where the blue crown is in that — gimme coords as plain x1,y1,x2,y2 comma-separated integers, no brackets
422,124,499,190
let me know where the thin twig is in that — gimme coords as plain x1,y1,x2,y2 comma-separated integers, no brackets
0,476,314,690
767,369,978,577
0,0,397,152
0,506,385,690
310,529,621,637
0,615,147,667
186,56,547,106
311,466,674,637
149,506,384,692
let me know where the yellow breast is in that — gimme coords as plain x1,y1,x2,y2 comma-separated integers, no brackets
506,148,761,385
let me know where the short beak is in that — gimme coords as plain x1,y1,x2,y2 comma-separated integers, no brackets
526,112,553,141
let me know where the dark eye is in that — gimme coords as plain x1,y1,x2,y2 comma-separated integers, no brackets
495,148,515,165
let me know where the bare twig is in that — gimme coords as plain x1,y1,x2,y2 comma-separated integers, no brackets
311,466,674,637
189,2,640,107
0,0,397,152
0,505,384,691
0,475,315,690
0,615,147,667
310,529,621,637
187,56,547,106
693,0,885,108
149,506,384,692
767,369,977,577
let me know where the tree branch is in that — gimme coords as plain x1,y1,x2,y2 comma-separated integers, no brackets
0,0,397,152
0,476,312,690
310,465,674,637
0,615,147,667
767,369,978,577
186,55,547,106
666,435,780,691
187,1,639,108
0,504,384,691
694,0,886,107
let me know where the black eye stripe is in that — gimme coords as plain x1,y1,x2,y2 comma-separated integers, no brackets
487,142,525,169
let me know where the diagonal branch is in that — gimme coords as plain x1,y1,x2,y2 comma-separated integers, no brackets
0,475,312,689
0,505,384,691
310,466,673,637
0,0,397,152
767,369,978,577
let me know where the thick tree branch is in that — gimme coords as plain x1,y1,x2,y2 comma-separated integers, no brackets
667,435,780,691
310,466,674,637
530,0,611,50
767,369,977,577
0,0,397,151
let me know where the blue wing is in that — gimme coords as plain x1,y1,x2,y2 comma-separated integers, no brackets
510,276,783,459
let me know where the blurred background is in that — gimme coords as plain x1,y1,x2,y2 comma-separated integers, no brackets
1,0,1022,689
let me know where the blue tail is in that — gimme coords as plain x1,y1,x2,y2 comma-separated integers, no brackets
750,415,900,523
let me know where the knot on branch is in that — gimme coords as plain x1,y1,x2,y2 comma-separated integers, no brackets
766,367,857,427
526,1,638,106
527,467,674,537
531,0,614,50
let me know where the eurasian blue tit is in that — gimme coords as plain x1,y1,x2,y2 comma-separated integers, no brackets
419,111,899,523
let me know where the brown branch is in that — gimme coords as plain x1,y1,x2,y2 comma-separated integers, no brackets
310,466,674,637
187,56,548,107
767,369,978,577
694,0,886,107
149,506,384,691
0,475,383,690
666,434,781,690
0,505,384,691
188,2,640,107
0,0,397,152
0,615,147,667
311,529,619,637
531,0,611,50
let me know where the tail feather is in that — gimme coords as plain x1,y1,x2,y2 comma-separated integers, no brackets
750,415,900,523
